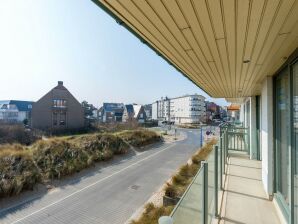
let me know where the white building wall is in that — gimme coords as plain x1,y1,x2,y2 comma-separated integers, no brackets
170,95,205,124
260,76,274,196
17,111,27,122
152,102,158,120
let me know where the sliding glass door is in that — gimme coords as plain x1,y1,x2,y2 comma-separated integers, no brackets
275,68,291,212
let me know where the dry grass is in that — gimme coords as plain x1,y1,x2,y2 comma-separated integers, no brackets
0,144,39,197
0,125,40,145
117,129,161,148
0,130,160,198
130,203,174,224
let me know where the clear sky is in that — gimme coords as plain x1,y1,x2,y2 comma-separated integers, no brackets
0,0,228,108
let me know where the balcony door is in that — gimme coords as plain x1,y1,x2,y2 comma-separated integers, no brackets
275,68,290,213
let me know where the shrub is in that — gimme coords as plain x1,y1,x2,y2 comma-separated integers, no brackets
131,203,174,224
164,184,178,198
0,129,162,198
0,145,40,197
118,130,161,147
0,125,40,145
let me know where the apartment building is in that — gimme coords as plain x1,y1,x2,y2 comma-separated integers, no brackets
152,95,205,124
152,97,170,122
170,94,206,124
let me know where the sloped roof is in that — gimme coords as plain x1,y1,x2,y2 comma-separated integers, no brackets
132,104,142,118
0,100,34,112
103,103,124,112
125,104,134,114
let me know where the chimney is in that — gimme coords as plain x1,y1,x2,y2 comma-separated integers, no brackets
58,81,63,86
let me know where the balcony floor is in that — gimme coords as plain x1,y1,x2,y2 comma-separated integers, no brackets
219,151,281,224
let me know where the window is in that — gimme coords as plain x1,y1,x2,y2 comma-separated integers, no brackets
274,67,291,218
53,99,67,108
53,112,58,126
60,112,66,126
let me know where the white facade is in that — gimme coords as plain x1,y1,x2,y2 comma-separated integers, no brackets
170,94,206,124
0,104,30,123
152,102,158,120
151,97,171,121
152,94,206,124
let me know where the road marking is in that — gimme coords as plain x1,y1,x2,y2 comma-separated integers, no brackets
10,143,176,224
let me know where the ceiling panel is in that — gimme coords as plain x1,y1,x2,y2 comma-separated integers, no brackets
95,0,298,98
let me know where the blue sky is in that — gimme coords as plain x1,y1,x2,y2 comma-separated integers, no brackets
0,0,228,108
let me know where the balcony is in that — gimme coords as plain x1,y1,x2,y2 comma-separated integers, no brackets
159,125,281,224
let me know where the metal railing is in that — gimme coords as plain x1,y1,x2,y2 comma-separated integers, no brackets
159,124,249,224
221,125,250,153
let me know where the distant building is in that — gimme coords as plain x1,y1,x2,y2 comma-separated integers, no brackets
152,97,171,122
122,104,134,122
31,81,84,130
143,104,152,120
132,104,147,123
97,106,103,122
122,104,147,123
0,100,33,124
152,94,206,124
170,94,206,124
227,104,240,121
101,103,124,122
205,101,221,122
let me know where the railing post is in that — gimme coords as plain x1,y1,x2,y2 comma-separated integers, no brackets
201,161,208,224
220,136,223,190
225,128,228,165
214,145,219,217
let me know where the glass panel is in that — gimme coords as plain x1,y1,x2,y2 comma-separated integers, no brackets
207,149,215,223
292,61,298,223
171,168,203,224
275,69,290,206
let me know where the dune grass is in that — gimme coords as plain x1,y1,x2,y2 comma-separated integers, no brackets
130,203,174,224
0,129,161,198
117,129,162,148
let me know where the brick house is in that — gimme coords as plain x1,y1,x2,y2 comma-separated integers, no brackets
31,81,84,130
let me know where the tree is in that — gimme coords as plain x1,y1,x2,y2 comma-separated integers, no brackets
81,101,96,118
23,118,29,126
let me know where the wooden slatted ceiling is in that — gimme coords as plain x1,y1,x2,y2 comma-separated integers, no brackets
96,0,298,98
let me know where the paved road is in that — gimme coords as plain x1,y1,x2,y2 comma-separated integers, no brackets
0,129,201,224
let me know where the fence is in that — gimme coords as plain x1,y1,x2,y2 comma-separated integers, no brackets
160,125,249,224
